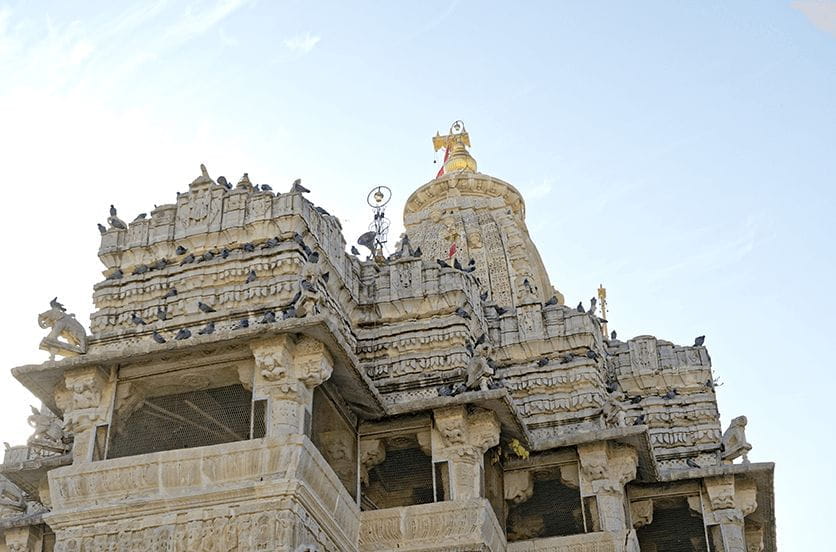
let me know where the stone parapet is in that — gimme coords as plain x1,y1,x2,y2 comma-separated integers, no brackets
507,530,639,552
359,498,505,552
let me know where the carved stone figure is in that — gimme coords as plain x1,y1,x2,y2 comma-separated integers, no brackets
26,405,69,454
38,300,87,359
465,341,493,390
721,415,752,464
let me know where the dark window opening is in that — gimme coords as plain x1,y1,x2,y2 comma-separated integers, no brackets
434,461,451,502
361,432,433,511
506,465,585,542
311,388,358,500
636,496,708,552
107,384,257,459
484,449,505,530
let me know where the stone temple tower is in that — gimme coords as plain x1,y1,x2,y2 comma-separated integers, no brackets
0,124,775,551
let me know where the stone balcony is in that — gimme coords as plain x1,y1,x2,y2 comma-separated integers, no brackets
507,531,637,552
359,498,506,552
45,435,359,551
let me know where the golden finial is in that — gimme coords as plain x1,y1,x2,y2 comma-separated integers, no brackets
432,120,477,175
598,284,608,337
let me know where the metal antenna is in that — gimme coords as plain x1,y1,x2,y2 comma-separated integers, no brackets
358,186,392,260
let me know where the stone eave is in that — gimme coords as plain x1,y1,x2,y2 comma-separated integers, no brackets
0,511,46,531
532,425,660,482
0,453,71,498
661,461,776,552
385,388,533,447
12,314,385,419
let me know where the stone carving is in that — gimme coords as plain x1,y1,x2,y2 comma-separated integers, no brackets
465,341,494,390
26,405,69,455
38,299,87,359
721,415,752,464
630,499,653,529
359,439,386,485
504,470,534,505
602,394,626,428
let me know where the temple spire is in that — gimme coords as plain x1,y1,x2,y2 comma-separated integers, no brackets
433,120,477,176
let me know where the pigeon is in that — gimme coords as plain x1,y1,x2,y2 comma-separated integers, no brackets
452,383,468,395
495,306,508,316
466,343,474,355
610,330,618,340
576,302,585,313
260,184,273,192
523,278,533,293
412,247,422,257
350,245,360,256
262,237,280,249
259,311,276,324
694,335,705,346
199,251,215,262
536,357,549,367
315,206,330,216
586,349,599,361
132,264,149,275
231,319,249,330
589,297,597,313
197,301,216,313
220,248,230,259
436,259,451,269
300,279,316,292
307,251,320,263
97,223,107,234
175,245,187,255
321,272,330,283
629,395,643,404
686,458,700,469
475,333,486,345
282,306,297,319
109,218,127,230
50,297,66,311
131,313,147,325
157,307,167,321
606,381,618,393
242,242,255,253
245,270,257,283
134,213,147,221
162,288,177,299
663,389,679,400
487,379,505,390
453,258,463,271
480,291,489,302
217,176,230,189
560,353,575,364
174,328,191,340
468,258,475,267
152,331,166,344
454,307,471,320
107,268,123,280
152,258,168,270
198,322,215,335
110,204,117,217
180,254,195,265
633,414,646,426
464,265,476,273
544,296,558,306
290,179,310,193
437,385,455,397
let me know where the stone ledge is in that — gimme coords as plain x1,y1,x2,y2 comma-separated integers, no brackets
507,530,636,552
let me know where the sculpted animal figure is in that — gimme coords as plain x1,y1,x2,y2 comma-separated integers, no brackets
38,300,88,359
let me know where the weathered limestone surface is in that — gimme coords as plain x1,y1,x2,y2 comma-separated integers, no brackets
1,127,775,551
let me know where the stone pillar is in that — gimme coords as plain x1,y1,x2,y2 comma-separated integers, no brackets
431,406,500,500
701,475,758,552
577,441,638,532
250,335,333,437
54,366,113,464
4,525,43,552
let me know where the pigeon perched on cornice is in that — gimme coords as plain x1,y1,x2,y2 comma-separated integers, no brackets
174,328,191,340
197,301,216,313
258,311,276,324
231,319,249,330
245,270,257,283
290,179,310,193
152,331,166,344
633,414,646,426
97,223,106,234
544,295,558,306
198,322,215,335
175,245,187,255
576,302,585,313
133,213,146,221
694,335,705,346
162,288,177,299
454,307,471,320
107,269,123,280
157,307,167,321
180,254,195,265
686,458,700,469
131,313,147,325
350,245,360,256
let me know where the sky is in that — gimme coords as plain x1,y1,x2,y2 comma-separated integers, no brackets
0,0,834,548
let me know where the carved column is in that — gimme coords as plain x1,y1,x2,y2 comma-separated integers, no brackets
55,367,113,464
431,406,500,500
701,476,758,552
4,525,43,552
577,441,638,532
359,438,386,486
250,335,333,437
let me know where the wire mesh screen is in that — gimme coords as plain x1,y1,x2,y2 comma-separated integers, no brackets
506,466,585,542
361,432,434,511
311,388,358,500
108,384,257,459
636,496,708,552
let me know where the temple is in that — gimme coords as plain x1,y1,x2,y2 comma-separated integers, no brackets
0,122,775,551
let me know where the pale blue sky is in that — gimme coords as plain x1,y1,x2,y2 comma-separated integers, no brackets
1,1,834,548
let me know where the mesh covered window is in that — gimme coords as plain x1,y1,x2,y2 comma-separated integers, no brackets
484,449,505,530
506,463,585,542
360,429,434,511
108,384,259,459
636,495,708,552
311,387,358,500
